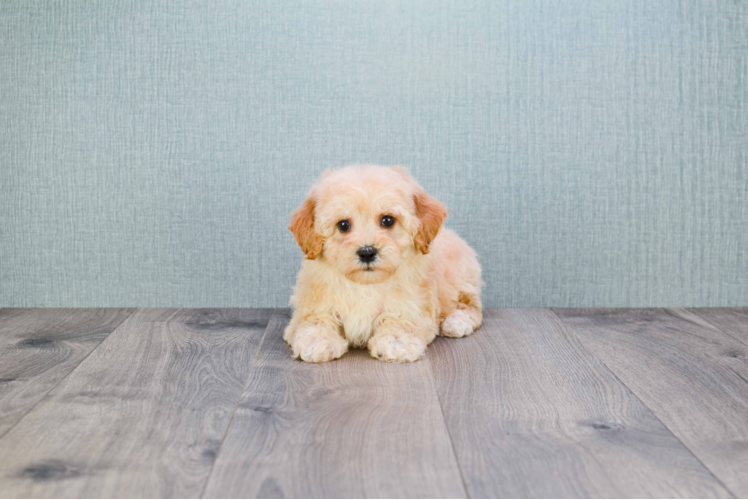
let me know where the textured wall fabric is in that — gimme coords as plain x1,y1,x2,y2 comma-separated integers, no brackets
1,0,747,307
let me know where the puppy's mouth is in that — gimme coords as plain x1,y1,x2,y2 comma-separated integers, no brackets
356,262,382,274
345,260,393,284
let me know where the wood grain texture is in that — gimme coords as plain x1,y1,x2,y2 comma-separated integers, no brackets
0,308,133,438
0,308,274,498
690,308,748,346
553,308,748,498
429,308,730,498
203,314,466,499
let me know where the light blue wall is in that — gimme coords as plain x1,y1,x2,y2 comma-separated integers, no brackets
2,0,747,307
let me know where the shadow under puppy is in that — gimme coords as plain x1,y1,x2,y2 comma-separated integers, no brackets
285,165,482,363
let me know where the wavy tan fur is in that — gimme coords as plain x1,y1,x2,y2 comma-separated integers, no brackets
285,165,483,363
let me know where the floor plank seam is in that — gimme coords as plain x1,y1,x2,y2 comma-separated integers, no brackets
425,350,471,499
198,314,276,499
686,309,748,349
549,309,739,499
0,308,137,443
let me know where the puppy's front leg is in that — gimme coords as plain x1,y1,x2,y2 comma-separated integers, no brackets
284,316,348,363
367,318,437,363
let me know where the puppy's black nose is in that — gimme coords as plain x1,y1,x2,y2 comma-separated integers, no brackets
357,246,378,263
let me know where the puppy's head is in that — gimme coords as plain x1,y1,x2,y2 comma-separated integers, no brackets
289,165,447,284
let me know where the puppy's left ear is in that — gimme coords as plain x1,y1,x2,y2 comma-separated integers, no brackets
413,188,447,254
289,193,324,259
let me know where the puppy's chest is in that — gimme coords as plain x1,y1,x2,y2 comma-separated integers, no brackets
337,289,388,347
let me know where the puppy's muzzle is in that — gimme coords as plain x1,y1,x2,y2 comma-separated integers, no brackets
357,245,378,264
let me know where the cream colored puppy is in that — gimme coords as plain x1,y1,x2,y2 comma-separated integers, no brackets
285,165,482,363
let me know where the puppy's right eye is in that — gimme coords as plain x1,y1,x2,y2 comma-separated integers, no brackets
337,220,351,233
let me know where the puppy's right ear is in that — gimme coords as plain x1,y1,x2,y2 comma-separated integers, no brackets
289,193,324,259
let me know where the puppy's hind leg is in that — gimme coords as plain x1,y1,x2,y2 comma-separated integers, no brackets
440,292,482,338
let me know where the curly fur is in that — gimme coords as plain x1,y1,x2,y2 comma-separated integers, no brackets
285,165,483,363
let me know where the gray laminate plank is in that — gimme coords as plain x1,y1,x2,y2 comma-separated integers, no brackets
0,308,275,498
430,308,731,498
0,308,134,438
203,314,466,499
690,308,748,346
553,308,748,498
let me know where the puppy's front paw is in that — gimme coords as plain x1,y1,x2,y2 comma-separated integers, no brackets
368,333,426,363
440,310,475,338
291,326,348,363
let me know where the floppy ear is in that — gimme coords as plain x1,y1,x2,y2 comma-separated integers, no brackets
413,188,447,254
289,194,324,259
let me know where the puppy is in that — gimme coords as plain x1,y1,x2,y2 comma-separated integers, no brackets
285,165,482,363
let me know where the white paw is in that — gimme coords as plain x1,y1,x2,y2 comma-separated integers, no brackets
441,310,475,338
368,333,426,363
291,327,348,363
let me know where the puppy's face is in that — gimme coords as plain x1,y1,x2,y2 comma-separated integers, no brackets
289,166,447,284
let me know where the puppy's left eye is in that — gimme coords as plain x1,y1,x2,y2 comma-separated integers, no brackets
381,215,395,228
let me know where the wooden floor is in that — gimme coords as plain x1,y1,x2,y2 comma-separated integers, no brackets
0,308,746,498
